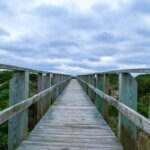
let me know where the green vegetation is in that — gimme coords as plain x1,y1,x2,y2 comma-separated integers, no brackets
109,74,118,91
0,72,37,149
0,71,13,150
108,73,150,136
0,72,150,149
29,74,37,97
135,74,150,118
108,74,119,135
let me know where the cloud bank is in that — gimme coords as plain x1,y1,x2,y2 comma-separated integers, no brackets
0,0,149,74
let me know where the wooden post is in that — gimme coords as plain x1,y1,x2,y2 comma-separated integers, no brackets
8,71,29,150
88,75,92,100
43,74,51,112
57,74,60,95
85,75,89,94
59,75,62,93
95,74,104,116
103,74,110,122
118,73,137,150
54,74,57,100
56,74,59,98
37,73,43,121
90,75,96,103
51,74,55,104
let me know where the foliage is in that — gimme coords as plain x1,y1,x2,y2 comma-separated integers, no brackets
0,122,8,150
0,72,11,149
109,74,118,91
137,103,149,118
136,74,150,102
108,105,118,135
0,71,13,84
0,72,38,149
29,74,37,97
135,74,150,117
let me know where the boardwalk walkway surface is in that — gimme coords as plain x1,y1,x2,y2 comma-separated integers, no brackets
17,79,123,150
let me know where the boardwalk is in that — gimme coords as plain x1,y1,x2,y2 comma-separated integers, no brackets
17,79,122,150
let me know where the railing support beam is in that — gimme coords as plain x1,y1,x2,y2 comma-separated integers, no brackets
37,73,43,121
118,73,137,150
8,71,29,150
95,74,104,115
103,74,110,122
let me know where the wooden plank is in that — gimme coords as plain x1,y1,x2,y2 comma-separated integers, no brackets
95,74,104,116
37,73,43,120
80,68,150,76
8,71,29,150
118,73,137,150
78,78,150,136
0,64,47,74
43,74,51,113
51,74,55,104
0,78,71,125
103,74,110,122
85,75,89,94
0,63,70,75
90,75,96,103
17,79,122,150
88,75,91,100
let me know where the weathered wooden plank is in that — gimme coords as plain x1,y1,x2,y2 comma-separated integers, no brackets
37,73,43,120
42,74,51,114
78,78,150,136
95,74,104,115
0,63,70,75
90,74,96,103
17,79,122,150
81,68,150,76
51,74,55,104
8,71,29,150
103,74,110,122
0,78,71,125
0,63,47,74
18,144,122,150
118,73,137,150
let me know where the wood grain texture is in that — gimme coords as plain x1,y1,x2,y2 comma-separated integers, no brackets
8,71,29,150
103,74,110,122
95,74,104,115
0,78,71,125
118,73,137,139
78,78,150,136
17,79,122,150
0,63,70,75
118,73,137,150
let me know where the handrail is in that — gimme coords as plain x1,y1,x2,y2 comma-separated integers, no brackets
0,63,69,75
77,78,150,135
78,68,150,76
0,77,71,125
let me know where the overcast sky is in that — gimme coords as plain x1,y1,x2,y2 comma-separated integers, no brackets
0,0,150,74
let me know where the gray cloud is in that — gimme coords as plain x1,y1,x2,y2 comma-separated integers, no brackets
136,29,150,37
0,0,149,74
0,27,9,36
131,0,150,14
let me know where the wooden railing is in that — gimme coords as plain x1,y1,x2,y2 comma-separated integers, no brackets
0,64,71,150
77,69,150,150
